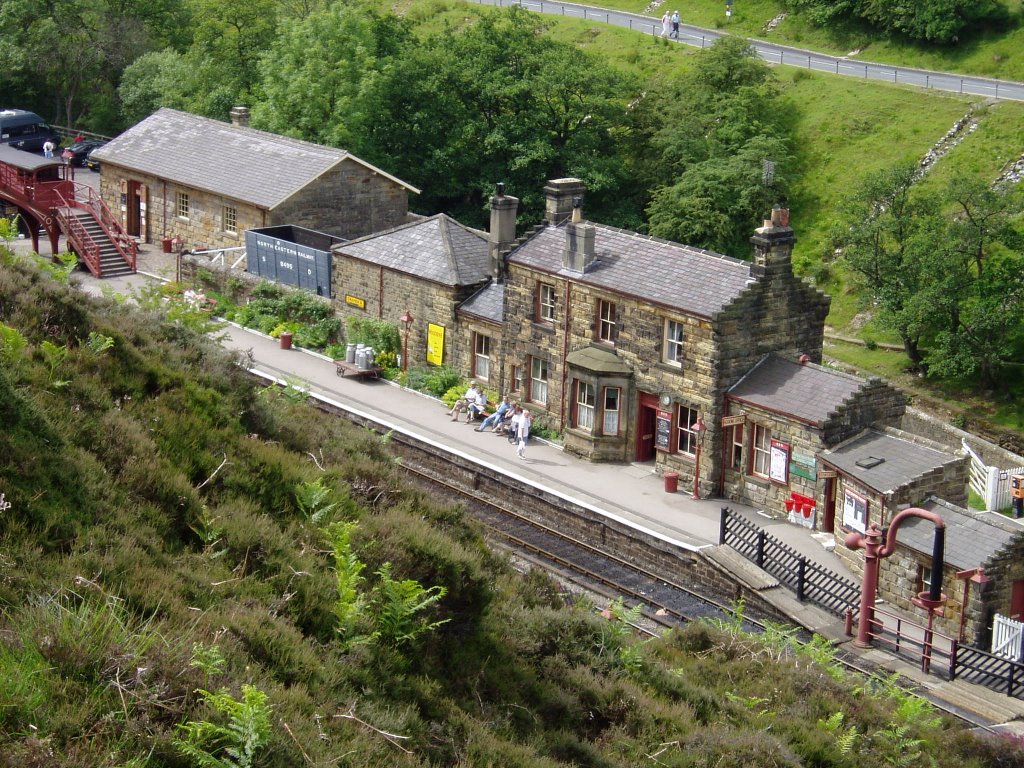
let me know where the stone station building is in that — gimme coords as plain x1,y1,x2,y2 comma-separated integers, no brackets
90,107,418,252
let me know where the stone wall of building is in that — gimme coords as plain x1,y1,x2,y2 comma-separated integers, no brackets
877,548,968,640
819,378,906,445
454,316,503,392
720,404,824,513
272,160,408,241
99,165,264,250
331,256,486,370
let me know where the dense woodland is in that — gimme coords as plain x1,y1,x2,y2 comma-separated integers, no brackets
3,240,1024,766
1,0,1022,399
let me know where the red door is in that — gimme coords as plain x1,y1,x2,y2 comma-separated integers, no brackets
1011,580,1024,621
635,392,659,462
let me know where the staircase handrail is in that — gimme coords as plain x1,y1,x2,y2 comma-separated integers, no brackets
54,207,102,277
57,183,137,271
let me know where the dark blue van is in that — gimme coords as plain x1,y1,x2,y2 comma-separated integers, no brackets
0,109,62,153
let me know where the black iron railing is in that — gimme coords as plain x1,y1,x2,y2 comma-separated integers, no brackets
719,507,860,619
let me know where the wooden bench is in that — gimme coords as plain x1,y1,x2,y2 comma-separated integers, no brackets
334,360,383,380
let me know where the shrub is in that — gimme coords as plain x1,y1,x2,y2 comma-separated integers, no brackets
346,316,400,355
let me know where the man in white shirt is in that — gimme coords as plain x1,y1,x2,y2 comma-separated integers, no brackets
448,384,480,420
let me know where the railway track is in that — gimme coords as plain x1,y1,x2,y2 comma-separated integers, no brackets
303,394,992,727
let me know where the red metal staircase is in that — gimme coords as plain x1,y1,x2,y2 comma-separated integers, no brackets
55,184,137,278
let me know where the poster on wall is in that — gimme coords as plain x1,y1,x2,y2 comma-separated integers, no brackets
769,439,790,484
655,410,672,451
843,489,868,533
426,323,445,366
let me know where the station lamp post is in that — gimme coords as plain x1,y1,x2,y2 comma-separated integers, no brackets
400,310,414,372
692,417,706,499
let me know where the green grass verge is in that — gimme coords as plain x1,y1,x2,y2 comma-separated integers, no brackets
554,0,1024,81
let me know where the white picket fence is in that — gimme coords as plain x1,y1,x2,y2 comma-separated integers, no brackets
962,438,1024,513
992,613,1024,661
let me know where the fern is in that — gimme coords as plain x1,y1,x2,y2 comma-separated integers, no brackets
295,479,337,524
174,685,272,768
324,522,370,645
372,562,448,645
820,711,859,754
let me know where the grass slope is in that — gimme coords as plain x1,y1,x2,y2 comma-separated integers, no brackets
3,255,1024,766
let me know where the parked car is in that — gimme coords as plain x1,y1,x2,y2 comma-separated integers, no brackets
83,147,102,172
62,139,106,167
0,108,61,153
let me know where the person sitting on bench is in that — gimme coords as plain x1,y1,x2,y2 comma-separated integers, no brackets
477,395,510,431
448,383,480,421
467,389,489,422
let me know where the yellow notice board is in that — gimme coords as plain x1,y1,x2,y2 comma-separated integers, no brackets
426,323,445,366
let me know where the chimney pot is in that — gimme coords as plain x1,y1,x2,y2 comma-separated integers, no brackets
496,181,505,197
230,106,250,127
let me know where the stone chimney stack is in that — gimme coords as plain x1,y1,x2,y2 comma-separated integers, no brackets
544,177,587,225
488,182,519,280
230,106,250,127
563,196,597,274
751,205,794,275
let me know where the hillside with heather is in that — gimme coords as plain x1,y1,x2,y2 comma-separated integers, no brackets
2,247,1024,763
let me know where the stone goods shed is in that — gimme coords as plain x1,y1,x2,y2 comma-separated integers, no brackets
90,107,418,251
330,214,492,371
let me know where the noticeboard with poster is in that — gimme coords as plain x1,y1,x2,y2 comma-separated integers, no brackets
655,409,672,451
769,439,790,484
843,488,868,533
426,323,445,366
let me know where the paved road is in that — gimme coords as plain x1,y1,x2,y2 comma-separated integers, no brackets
472,0,1024,102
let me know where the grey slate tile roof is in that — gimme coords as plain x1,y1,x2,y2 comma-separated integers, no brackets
335,214,490,287
0,144,61,171
728,354,867,425
822,430,958,495
507,222,755,318
459,282,505,324
900,498,1018,571
89,108,417,210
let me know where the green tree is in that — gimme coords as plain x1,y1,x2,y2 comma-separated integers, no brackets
353,7,635,227
253,3,405,147
834,161,940,367
118,49,194,125
642,37,791,255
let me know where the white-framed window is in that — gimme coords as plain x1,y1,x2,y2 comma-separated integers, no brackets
176,191,190,219
597,299,617,343
473,333,490,380
576,381,595,430
730,424,744,470
602,387,620,435
676,405,700,455
512,365,523,394
919,565,933,595
530,356,549,405
223,205,237,234
537,283,556,323
752,424,771,478
664,319,685,366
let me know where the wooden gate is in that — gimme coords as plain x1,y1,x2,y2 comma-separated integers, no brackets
992,613,1024,661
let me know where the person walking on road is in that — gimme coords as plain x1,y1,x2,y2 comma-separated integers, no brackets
660,10,670,37
670,10,680,39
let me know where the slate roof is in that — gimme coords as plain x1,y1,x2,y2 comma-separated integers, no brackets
822,430,959,495
899,498,1018,571
566,346,634,375
89,108,418,210
507,222,755,318
728,354,868,425
459,282,504,324
0,144,63,171
334,214,490,287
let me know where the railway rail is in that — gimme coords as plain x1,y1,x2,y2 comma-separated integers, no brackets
303,391,994,727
